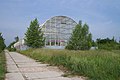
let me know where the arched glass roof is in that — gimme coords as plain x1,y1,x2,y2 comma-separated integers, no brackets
41,16,77,46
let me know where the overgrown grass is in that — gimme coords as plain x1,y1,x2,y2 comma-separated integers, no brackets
0,51,6,80
20,49,120,80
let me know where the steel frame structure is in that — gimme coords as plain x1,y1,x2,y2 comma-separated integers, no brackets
41,16,77,47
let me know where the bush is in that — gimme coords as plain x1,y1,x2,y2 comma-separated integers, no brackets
97,38,120,50
7,47,16,51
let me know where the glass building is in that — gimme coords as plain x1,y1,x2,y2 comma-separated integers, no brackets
14,16,77,50
41,16,77,48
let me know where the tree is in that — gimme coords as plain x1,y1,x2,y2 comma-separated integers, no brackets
92,40,97,47
0,33,6,52
24,18,45,48
7,36,19,51
7,41,16,51
15,36,19,42
66,21,92,50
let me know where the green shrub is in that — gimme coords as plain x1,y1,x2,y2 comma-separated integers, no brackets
97,38,120,50
7,47,16,51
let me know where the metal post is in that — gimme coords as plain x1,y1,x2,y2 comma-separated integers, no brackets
60,17,61,46
50,19,51,46
55,17,56,46
45,24,46,47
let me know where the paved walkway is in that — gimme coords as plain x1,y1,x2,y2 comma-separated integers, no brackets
5,51,85,80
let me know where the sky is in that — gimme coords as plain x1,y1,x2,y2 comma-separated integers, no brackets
0,0,120,46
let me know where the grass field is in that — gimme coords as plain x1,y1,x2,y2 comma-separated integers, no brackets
20,49,120,80
0,52,6,80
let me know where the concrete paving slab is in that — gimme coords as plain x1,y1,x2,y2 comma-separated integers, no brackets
70,77,86,80
5,73,25,80
23,71,64,80
7,64,19,73
14,60,35,63
6,60,15,65
17,62,38,65
19,67,48,73
34,77,71,80
18,63,49,68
